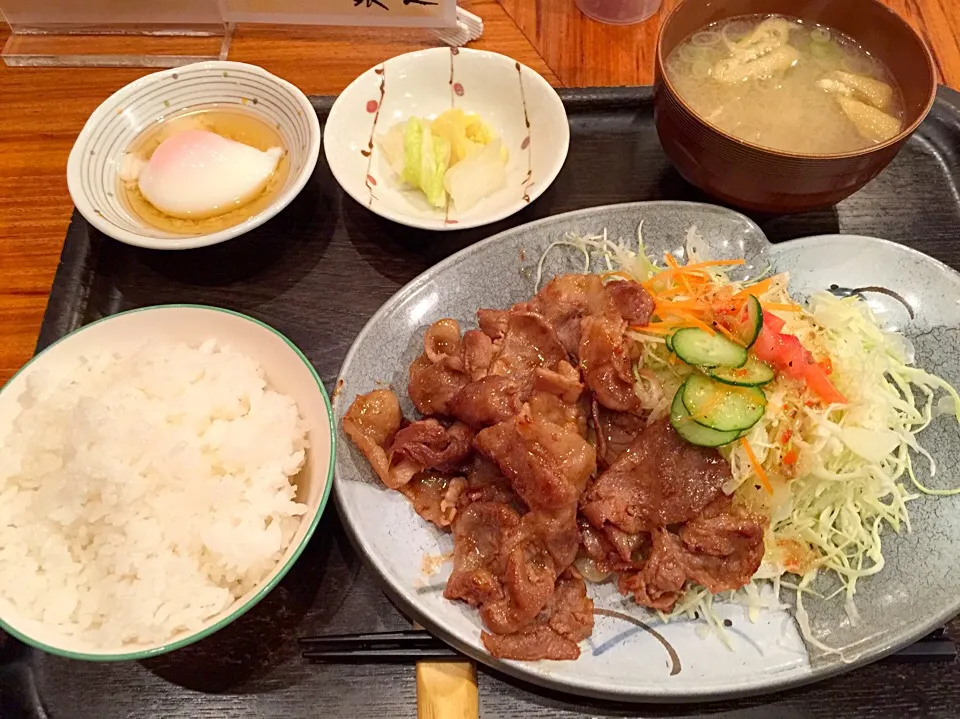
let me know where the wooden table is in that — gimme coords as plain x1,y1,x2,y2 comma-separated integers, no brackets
2,2,960,717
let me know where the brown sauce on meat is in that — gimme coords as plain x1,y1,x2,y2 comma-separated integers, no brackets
342,274,765,661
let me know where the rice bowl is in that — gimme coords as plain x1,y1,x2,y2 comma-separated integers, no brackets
0,306,334,660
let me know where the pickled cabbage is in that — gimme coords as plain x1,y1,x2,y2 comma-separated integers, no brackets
376,109,508,211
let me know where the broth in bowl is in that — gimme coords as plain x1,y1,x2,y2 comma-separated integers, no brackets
664,15,904,154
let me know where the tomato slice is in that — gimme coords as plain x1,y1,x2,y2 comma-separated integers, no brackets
762,311,786,334
753,312,847,404
752,324,781,364
754,324,805,378
802,364,847,405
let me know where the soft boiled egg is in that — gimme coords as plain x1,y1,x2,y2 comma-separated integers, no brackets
127,130,284,220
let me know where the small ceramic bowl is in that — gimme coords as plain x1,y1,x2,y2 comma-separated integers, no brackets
67,61,321,250
654,0,937,214
0,306,335,660
324,48,569,231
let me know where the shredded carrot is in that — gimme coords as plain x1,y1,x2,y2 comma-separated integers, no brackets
644,259,742,290
762,302,802,312
650,286,688,301
687,318,718,336
664,309,716,336
632,321,703,334
646,268,705,288
714,322,746,346
657,260,745,277
734,277,775,299
639,316,692,327
628,324,674,335
656,299,709,312
647,319,691,328
712,285,736,304
675,275,712,292
680,259,746,270
664,253,696,296
740,438,773,495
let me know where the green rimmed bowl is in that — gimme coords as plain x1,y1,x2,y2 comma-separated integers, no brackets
0,305,335,661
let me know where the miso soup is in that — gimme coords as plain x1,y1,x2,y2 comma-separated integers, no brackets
664,15,904,154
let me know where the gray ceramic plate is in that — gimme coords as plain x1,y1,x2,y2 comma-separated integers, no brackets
334,202,960,702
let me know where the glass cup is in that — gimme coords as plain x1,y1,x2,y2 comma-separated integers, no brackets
574,0,662,25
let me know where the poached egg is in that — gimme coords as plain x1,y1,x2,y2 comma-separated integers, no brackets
123,130,284,220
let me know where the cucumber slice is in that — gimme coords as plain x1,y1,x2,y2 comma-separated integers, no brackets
665,333,674,352
670,388,741,447
671,327,747,368
708,357,776,387
682,374,766,432
716,295,763,348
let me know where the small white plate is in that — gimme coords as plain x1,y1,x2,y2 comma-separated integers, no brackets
324,48,569,231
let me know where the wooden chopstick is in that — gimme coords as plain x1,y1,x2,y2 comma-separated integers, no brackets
412,621,478,719
299,627,956,664
298,627,479,716
416,660,478,719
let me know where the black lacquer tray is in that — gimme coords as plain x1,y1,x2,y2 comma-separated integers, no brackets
4,86,960,719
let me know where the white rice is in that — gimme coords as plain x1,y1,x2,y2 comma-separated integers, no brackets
0,339,308,648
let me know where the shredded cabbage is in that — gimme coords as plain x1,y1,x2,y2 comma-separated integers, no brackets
538,224,960,653
443,139,507,212
378,110,507,210
417,125,451,209
401,117,425,188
